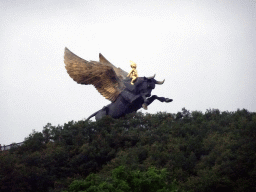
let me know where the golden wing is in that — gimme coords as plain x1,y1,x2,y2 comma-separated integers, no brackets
64,47,127,102
99,53,128,81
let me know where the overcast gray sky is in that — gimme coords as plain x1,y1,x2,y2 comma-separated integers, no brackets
1,0,256,145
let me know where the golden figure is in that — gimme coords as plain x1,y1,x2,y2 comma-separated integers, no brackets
127,61,138,85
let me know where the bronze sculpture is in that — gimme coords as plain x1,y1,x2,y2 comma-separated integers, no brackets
64,47,173,121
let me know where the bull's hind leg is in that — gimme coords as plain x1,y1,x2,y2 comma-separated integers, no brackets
142,95,173,109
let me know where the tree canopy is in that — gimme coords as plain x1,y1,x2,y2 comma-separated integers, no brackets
1,108,256,192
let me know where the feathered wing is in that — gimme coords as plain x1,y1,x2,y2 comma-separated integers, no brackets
99,53,128,80
64,47,128,102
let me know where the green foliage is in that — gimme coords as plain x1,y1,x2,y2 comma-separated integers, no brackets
67,166,179,192
0,108,256,192
22,129,46,152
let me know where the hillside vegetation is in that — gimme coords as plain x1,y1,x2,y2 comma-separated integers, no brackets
1,108,256,192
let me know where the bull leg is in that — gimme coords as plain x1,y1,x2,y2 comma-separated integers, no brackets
142,95,173,110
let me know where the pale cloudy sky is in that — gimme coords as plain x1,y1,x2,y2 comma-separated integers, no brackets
1,0,256,145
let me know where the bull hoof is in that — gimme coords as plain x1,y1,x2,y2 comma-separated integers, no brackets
142,103,148,110
166,99,173,102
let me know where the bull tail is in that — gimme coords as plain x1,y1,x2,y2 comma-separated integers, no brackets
86,111,98,121
86,106,110,121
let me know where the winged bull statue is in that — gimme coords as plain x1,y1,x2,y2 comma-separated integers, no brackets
64,48,173,121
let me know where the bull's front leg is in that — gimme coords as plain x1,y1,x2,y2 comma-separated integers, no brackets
142,95,173,110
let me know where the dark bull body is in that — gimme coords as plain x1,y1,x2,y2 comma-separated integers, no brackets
87,76,173,121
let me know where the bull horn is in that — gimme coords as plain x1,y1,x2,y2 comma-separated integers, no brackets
156,79,165,85
147,74,156,79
